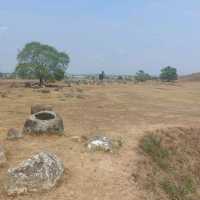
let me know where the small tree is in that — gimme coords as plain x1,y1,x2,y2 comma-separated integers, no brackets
160,66,178,82
15,42,70,86
135,70,151,82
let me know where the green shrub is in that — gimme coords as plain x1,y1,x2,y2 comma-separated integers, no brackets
140,134,169,169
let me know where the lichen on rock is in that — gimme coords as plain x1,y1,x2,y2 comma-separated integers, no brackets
23,111,64,135
6,152,64,195
87,135,113,152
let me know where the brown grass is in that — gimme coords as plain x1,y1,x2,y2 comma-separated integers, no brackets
0,80,200,199
136,127,200,200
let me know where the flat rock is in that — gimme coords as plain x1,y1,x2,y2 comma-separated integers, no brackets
31,104,53,114
7,128,23,140
87,135,113,152
23,111,64,135
0,145,7,166
6,152,64,195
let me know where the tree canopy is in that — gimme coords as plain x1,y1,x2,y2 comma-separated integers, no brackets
160,66,178,82
15,42,70,85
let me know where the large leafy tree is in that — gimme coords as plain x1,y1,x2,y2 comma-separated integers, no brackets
160,66,178,82
15,42,70,85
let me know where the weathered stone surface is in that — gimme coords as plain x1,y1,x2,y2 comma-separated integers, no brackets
7,128,23,140
0,145,7,166
87,135,113,152
23,111,64,135
31,104,53,114
6,152,64,195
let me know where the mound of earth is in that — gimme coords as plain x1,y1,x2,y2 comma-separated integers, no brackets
134,127,200,200
180,72,200,82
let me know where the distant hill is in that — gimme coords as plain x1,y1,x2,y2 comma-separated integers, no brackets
179,72,200,82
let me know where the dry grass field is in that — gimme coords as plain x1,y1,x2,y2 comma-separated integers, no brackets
0,80,200,200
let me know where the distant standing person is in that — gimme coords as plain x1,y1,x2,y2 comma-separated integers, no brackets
99,71,105,81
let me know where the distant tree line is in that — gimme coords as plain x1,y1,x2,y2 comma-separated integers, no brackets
134,66,178,83
14,41,178,85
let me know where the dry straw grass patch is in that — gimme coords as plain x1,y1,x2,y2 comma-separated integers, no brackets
136,127,200,200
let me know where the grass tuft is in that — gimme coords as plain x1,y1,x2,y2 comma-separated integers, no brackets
161,177,195,200
140,134,169,169
137,127,200,200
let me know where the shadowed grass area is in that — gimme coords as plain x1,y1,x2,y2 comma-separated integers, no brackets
137,127,200,200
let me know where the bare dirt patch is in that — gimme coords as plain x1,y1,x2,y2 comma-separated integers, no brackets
0,80,200,199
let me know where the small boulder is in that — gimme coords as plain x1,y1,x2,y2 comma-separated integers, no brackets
6,152,64,195
7,128,23,140
0,145,7,166
1,92,8,98
23,111,64,135
31,104,53,114
87,135,113,152
40,89,51,94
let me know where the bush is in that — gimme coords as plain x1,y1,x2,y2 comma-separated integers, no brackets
161,177,195,200
53,68,65,81
137,128,200,200
134,70,151,82
140,134,169,169
117,75,123,80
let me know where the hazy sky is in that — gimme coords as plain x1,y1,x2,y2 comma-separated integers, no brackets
0,0,200,75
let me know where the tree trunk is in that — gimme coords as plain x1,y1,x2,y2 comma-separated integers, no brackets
39,78,43,87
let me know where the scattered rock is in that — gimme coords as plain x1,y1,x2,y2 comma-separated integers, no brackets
76,94,85,99
54,88,60,92
45,84,63,89
71,135,87,143
64,93,74,98
87,135,113,152
40,89,51,94
7,128,23,140
76,88,83,93
23,111,64,135
24,82,32,88
6,152,64,195
24,82,39,88
32,85,40,89
0,145,7,166
1,92,8,98
31,104,53,114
